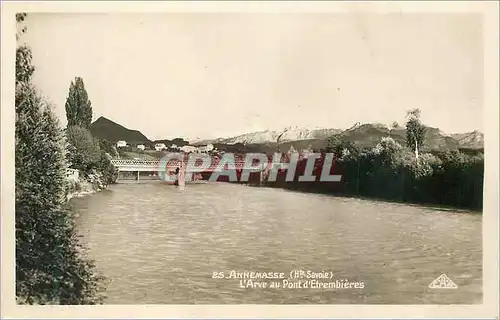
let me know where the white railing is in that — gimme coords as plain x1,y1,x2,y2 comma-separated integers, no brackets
110,159,161,166
110,159,286,169
111,159,247,166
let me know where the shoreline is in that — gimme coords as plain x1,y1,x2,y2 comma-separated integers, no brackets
227,180,483,213
107,178,482,213
259,183,483,213
66,170,110,200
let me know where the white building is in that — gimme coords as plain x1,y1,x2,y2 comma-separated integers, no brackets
155,143,166,151
180,145,198,153
198,143,214,153
137,144,145,151
116,140,127,148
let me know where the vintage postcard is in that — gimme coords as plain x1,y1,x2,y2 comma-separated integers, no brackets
1,1,498,319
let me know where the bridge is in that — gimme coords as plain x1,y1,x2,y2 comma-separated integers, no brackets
110,159,287,181
111,159,247,171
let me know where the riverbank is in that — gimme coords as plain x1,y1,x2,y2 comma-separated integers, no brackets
261,180,483,211
257,182,483,213
66,170,109,200
230,163,483,212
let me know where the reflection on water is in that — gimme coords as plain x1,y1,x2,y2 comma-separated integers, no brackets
72,182,482,304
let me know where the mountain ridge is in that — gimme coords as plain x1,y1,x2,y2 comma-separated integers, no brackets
196,124,483,150
90,116,151,145
89,116,484,150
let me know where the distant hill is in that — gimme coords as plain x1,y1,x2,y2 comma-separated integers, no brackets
335,124,459,150
90,116,151,145
198,126,343,145
450,130,484,149
89,116,483,154
203,123,483,152
332,124,484,151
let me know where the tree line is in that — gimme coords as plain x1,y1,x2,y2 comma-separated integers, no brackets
15,14,113,304
264,109,484,210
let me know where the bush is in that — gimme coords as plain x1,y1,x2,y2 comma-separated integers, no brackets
97,152,118,185
65,126,118,185
65,125,101,176
98,139,119,159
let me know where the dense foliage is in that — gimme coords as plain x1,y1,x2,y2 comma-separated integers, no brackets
98,138,119,159
66,125,101,171
266,136,483,210
15,14,105,304
65,125,118,185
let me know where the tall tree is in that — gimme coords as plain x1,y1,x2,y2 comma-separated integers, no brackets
405,108,426,159
15,14,104,304
65,77,93,128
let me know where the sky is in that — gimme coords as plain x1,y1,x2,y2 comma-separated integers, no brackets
23,12,483,141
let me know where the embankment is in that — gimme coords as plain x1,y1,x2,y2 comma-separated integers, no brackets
66,169,109,200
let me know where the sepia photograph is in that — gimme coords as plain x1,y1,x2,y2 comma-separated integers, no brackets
1,1,499,318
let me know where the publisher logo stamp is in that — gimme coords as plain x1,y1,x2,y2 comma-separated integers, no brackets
428,274,458,289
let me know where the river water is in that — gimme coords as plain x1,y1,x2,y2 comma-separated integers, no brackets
72,182,482,304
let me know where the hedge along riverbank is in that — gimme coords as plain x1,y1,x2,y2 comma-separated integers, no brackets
264,137,484,211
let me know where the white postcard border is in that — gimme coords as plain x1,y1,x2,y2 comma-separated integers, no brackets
1,1,498,319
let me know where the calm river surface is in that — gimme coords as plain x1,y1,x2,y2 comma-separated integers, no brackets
72,182,482,304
